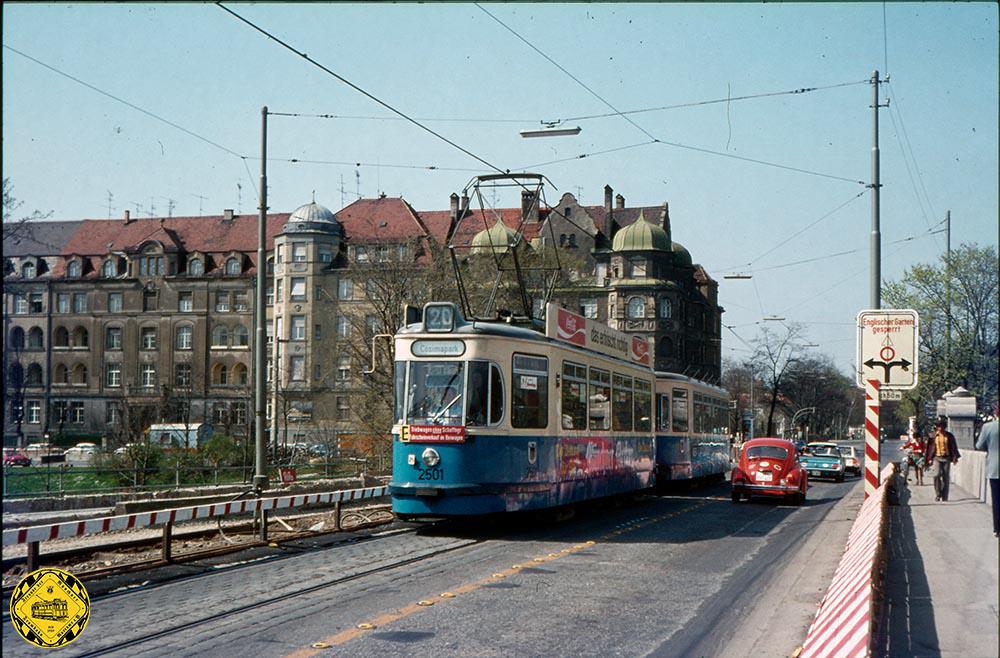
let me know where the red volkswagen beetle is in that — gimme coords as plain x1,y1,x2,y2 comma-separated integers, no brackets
731,438,807,505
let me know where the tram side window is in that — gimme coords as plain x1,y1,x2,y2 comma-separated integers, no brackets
561,361,588,430
612,373,633,432
656,393,670,432
589,368,611,431
466,361,489,426
634,379,652,432
393,361,405,424
694,396,707,433
489,363,504,425
672,388,689,433
512,354,548,428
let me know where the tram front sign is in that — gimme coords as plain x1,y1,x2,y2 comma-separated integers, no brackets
856,309,919,389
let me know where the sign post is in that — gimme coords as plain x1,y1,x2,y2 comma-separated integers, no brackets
857,309,919,497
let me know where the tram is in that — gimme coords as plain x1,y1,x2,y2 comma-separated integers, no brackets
653,373,732,487
390,302,656,518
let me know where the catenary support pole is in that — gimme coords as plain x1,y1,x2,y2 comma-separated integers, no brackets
870,70,882,310
254,106,269,539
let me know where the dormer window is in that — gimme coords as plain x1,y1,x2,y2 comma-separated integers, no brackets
102,259,117,278
67,260,82,278
138,246,164,277
225,257,241,275
21,261,36,279
188,258,204,276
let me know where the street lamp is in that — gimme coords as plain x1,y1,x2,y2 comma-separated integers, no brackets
520,122,582,138
723,273,752,280
790,407,816,441
763,316,786,322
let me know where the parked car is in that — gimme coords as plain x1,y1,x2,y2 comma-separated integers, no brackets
23,443,62,464
838,445,861,476
731,438,807,505
800,442,847,482
64,442,99,465
3,448,31,467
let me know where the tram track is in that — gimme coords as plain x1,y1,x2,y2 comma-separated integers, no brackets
67,535,486,658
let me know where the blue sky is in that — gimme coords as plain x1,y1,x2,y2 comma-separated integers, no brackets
4,3,997,376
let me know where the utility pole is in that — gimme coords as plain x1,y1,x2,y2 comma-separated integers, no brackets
869,70,888,310
945,209,951,383
254,106,269,499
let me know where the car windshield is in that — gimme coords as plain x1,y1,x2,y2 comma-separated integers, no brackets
746,445,788,460
405,361,465,425
808,445,840,457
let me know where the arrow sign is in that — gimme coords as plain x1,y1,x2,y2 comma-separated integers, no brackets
857,309,919,390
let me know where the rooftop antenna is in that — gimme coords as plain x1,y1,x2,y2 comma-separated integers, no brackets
130,201,145,217
573,185,584,202
355,169,361,199
166,198,176,217
191,193,208,215
149,197,156,218
339,174,346,208
236,182,242,214
106,190,115,219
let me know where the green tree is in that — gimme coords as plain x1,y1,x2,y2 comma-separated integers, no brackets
883,243,998,418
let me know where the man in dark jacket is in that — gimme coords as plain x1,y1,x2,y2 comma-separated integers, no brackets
926,416,961,501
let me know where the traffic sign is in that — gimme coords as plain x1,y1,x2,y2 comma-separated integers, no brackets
857,309,919,389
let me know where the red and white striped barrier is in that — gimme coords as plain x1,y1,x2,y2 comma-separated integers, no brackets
799,463,895,658
864,379,880,499
3,485,388,547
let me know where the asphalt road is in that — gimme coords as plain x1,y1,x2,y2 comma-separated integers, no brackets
3,448,869,658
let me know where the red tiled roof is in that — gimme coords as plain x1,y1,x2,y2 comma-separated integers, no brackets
448,208,543,247
336,198,432,244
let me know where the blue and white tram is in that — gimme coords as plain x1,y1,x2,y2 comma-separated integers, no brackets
390,302,656,518
653,373,732,486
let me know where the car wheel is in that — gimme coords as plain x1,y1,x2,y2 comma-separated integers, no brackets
731,491,740,503
836,473,845,483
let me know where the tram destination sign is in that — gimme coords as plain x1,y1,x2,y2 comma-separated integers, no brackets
856,309,919,390
546,303,652,368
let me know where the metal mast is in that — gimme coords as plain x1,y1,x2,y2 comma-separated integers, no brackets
254,106,269,495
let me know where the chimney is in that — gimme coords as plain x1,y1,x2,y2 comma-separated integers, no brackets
615,194,625,210
449,192,460,221
460,192,469,216
223,209,235,222
660,202,672,245
123,209,132,224
521,190,539,223
604,185,613,214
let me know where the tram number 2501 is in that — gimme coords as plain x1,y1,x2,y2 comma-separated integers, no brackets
418,467,444,481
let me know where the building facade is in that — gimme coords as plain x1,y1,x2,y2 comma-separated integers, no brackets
3,183,721,449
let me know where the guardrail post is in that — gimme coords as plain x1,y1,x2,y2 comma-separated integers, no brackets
175,461,181,488
334,501,342,531
259,509,268,542
162,522,173,561
213,465,219,486
59,464,65,497
27,541,40,572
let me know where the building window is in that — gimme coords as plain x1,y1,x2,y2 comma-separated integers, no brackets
365,314,378,336
71,326,89,348
71,363,88,385
26,400,41,424
266,257,274,275
175,363,192,388
233,325,250,347
141,327,157,350
292,243,307,262
658,298,672,319
290,278,306,301
215,291,230,312
56,294,70,314
106,363,122,387
626,297,646,319
581,299,598,319
232,400,248,425
276,281,283,303
225,257,241,275
21,262,36,278
13,294,28,314
314,324,322,341
67,260,82,278
176,325,193,350
106,402,121,425
233,363,248,386
70,401,85,424
336,315,350,338
140,364,156,388
179,292,193,312
30,293,44,313
108,292,123,313
233,291,249,312
212,325,229,348
338,278,353,300
319,245,333,262
568,234,578,248
26,363,43,386
187,258,203,276
103,326,122,350
27,327,44,350
10,327,26,350
337,354,351,382
336,396,350,420
102,259,117,278
290,356,305,381
212,363,228,386
291,315,306,340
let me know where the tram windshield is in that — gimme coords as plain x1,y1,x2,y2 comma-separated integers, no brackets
405,361,464,425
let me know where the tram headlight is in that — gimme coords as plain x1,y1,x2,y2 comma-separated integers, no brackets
421,448,441,468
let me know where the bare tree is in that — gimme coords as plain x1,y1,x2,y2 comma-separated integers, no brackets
751,324,807,437
2,178,52,244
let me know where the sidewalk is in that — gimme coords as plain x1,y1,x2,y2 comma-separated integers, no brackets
880,475,999,657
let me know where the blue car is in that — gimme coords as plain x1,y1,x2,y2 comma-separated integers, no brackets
800,442,846,482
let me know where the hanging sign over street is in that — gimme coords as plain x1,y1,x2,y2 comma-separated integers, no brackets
856,309,919,389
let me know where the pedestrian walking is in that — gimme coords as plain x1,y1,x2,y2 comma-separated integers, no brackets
926,416,960,502
975,401,999,537
903,431,926,485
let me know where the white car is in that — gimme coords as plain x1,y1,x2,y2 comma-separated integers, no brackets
839,445,861,475
64,442,99,465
